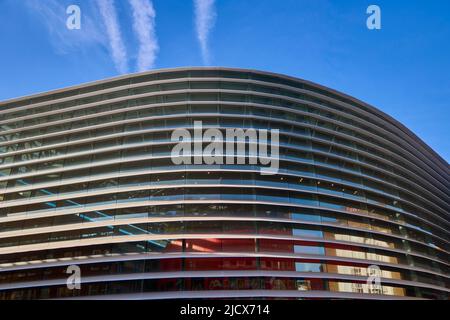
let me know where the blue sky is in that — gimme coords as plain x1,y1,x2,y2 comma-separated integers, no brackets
0,0,449,162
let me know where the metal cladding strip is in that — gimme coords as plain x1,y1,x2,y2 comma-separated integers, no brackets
1,251,447,280
2,112,442,193
0,270,448,293
0,126,442,221
0,114,444,202
1,77,446,214
1,176,448,242
0,160,429,215
1,113,448,218
0,178,442,225
1,120,448,220
0,214,447,256
56,290,426,300
0,90,446,199
0,67,448,300
1,165,447,241
1,158,447,232
1,197,448,248
2,206,448,254
0,94,446,198
0,86,446,196
0,232,448,268
0,71,446,188
0,67,446,174
1,91,448,203
0,198,448,258
1,151,448,235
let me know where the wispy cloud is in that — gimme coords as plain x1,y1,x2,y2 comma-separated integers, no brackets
24,0,105,54
128,0,159,72
96,0,128,74
194,0,216,65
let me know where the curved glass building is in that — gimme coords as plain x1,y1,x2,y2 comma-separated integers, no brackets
0,67,448,300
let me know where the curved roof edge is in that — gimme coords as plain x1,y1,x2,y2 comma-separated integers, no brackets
0,66,448,168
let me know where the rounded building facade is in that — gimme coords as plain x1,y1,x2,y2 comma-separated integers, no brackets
0,67,448,300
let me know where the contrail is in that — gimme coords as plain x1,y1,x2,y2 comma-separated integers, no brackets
96,0,128,74
194,0,216,65
128,0,159,72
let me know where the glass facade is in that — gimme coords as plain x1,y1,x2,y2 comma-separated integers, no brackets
0,67,448,300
